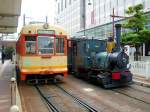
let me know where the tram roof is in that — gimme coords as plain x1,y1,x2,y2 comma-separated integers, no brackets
20,23,68,35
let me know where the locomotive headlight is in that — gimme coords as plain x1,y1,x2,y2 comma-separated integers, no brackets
117,52,129,68
122,58,127,63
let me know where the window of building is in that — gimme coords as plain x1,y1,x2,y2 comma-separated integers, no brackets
117,0,124,17
61,0,63,11
65,0,67,8
58,3,60,14
25,36,36,54
69,0,71,5
56,38,64,53
38,36,54,54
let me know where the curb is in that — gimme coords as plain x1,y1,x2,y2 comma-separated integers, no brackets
13,66,22,112
133,79,150,88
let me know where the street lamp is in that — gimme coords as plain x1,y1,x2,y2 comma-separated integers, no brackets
83,0,92,37
87,0,95,38
88,0,92,5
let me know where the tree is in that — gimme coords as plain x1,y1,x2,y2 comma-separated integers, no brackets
124,4,147,32
139,29,150,42
4,46,14,61
122,4,150,60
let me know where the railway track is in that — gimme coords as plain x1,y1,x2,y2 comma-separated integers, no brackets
19,76,150,112
35,86,60,112
35,84,98,112
128,85,150,95
55,84,98,112
111,87,150,105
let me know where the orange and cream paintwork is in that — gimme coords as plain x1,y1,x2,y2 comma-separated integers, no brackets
16,23,68,81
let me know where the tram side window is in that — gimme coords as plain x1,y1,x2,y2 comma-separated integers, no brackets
25,36,36,54
56,38,64,54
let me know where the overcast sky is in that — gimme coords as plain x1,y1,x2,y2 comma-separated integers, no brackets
18,0,55,32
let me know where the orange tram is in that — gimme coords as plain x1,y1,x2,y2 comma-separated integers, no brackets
16,23,68,84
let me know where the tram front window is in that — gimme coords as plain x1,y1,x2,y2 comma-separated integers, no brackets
38,36,54,54
25,36,36,54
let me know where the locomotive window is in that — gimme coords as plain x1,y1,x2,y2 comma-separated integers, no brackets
38,36,54,54
73,42,77,56
25,36,36,54
56,38,64,54
84,43,89,53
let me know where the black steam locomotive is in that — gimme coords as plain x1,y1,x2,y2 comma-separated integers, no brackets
68,24,132,88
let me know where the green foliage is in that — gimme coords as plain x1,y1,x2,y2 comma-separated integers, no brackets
121,4,150,60
5,46,14,53
123,4,147,32
122,4,150,46
122,32,141,45
4,46,14,59
139,29,150,42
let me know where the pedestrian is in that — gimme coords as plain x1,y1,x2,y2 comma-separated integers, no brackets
2,51,5,64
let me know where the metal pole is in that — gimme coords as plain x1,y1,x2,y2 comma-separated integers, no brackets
83,0,86,36
143,43,145,56
46,16,48,23
111,8,127,40
93,0,96,37
112,8,115,40
23,14,25,26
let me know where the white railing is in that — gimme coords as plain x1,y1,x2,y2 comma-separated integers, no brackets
130,61,150,79
129,56,150,61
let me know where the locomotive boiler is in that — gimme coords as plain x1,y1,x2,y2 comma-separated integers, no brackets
68,24,132,88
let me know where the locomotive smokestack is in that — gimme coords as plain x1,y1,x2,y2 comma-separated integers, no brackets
115,24,121,51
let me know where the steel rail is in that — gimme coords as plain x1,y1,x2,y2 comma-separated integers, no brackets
35,86,60,112
128,85,150,94
112,89,150,105
55,84,99,112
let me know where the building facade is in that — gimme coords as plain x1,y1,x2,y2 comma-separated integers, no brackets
55,0,150,37
55,0,150,55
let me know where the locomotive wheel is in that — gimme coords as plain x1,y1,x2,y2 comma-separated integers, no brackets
84,71,91,80
97,72,111,88
74,72,81,78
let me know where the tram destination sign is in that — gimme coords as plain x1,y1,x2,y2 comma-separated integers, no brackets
37,30,55,35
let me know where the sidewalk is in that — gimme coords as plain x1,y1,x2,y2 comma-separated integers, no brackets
133,75,150,88
0,60,13,112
